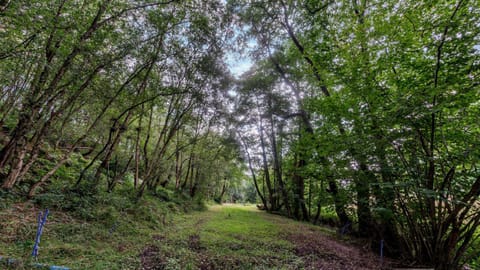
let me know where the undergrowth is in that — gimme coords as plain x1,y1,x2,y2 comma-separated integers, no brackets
0,180,204,269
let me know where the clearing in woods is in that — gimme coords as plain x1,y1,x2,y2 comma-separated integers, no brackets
141,204,386,270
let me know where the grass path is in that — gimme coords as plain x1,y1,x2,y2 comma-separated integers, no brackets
1,203,387,269
142,204,386,270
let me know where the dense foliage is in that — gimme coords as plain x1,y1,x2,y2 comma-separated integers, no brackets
0,0,251,203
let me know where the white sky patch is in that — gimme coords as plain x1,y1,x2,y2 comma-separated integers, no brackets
224,38,256,78
228,58,253,77
474,44,480,53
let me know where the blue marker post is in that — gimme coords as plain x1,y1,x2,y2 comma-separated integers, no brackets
32,209,49,259
2,217,70,270
109,221,118,235
380,239,384,264
340,221,351,235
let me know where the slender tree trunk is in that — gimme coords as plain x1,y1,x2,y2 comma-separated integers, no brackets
292,154,309,221
134,106,144,189
217,179,227,203
182,152,194,190
175,151,183,189
325,172,351,226
313,197,322,225
259,119,275,210
1,146,26,189
94,111,133,183
0,110,33,170
107,154,132,192
239,135,268,210
190,165,200,197
272,129,290,215
268,100,291,216
356,162,373,237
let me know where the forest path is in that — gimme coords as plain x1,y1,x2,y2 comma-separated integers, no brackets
141,204,386,270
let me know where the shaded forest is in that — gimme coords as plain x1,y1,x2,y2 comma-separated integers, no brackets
0,0,479,269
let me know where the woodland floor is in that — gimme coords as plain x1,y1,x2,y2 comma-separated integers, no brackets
1,203,391,269
140,204,388,270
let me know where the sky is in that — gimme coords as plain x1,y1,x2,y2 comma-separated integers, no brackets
224,38,257,78
226,57,253,78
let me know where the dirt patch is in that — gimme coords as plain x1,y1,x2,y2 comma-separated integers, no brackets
286,231,389,270
188,233,204,251
196,253,215,270
201,255,249,270
140,245,166,270
152,234,166,241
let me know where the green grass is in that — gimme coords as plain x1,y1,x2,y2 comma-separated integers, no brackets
143,204,306,270
1,199,377,270
200,206,297,264
0,188,197,269
0,150,208,269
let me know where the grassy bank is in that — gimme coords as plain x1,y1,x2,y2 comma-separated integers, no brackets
0,185,205,269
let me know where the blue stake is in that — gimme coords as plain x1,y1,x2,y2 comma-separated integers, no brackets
340,222,350,235
109,221,118,235
380,239,384,263
32,209,49,259
32,211,42,258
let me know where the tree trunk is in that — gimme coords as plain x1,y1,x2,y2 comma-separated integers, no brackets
239,135,268,210
107,154,133,192
356,162,373,237
94,111,133,184
0,111,32,169
259,120,275,210
292,155,309,221
326,175,351,226
269,100,291,216
190,166,200,197
217,179,227,203
1,146,26,189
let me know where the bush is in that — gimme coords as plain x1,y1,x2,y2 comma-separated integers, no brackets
33,187,97,220
155,186,174,202
0,189,15,210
